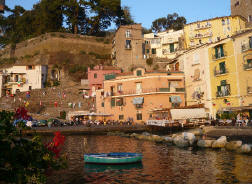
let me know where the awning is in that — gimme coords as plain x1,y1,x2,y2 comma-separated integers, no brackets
133,97,144,105
170,108,206,120
170,96,182,103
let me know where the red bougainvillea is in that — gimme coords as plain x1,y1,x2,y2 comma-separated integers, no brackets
14,107,31,120
46,131,65,158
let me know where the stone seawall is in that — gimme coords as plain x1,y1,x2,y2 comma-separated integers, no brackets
203,126,252,137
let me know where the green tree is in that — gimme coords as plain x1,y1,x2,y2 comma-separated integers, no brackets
151,13,186,32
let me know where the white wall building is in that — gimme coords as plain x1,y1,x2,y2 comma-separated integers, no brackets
178,45,213,118
0,65,47,96
144,30,184,59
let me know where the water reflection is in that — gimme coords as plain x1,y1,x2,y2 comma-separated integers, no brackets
45,135,252,184
84,163,143,173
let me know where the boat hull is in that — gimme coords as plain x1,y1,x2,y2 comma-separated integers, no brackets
84,152,142,164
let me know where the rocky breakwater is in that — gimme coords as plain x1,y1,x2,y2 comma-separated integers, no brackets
109,129,252,154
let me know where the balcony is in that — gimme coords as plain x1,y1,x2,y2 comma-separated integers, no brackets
243,63,252,70
125,44,132,50
106,87,184,97
194,32,212,39
194,24,212,31
216,90,230,97
241,43,252,52
214,68,228,76
212,51,227,60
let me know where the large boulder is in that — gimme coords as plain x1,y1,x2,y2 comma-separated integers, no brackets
197,140,214,148
182,132,196,146
163,136,173,144
212,136,227,148
238,144,251,153
151,135,164,142
142,132,151,136
225,141,242,151
173,136,189,148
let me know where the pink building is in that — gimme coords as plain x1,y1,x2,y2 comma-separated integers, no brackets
88,65,121,96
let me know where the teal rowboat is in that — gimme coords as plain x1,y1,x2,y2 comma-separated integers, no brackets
84,152,143,164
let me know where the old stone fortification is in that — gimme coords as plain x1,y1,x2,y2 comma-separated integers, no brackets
0,32,112,59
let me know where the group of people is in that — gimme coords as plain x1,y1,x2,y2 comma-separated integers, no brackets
72,117,133,127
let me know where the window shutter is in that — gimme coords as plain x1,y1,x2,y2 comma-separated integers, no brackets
170,43,175,53
249,37,252,48
111,98,115,107
220,45,224,57
215,47,218,59
217,86,221,92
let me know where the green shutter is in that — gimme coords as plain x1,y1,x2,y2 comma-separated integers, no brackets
249,37,252,48
137,70,142,76
111,98,115,107
215,47,218,59
248,59,252,64
219,62,226,73
220,45,224,57
170,43,175,53
217,86,221,92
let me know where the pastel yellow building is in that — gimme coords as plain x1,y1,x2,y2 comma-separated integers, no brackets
232,29,252,117
184,15,247,49
96,68,185,124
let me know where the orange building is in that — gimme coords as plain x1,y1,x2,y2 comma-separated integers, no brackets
96,68,185,124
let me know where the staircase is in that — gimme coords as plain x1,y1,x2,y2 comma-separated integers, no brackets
0,83,95,120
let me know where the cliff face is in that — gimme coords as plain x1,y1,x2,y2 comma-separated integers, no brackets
0,32,113,81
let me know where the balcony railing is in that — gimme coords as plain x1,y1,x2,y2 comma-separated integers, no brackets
214,68,228,76
241,43,252,52
248,87,252,94
243,63,252,70
125,44,132,49
212,51,227,60
194,24,212,31
105,87,184,97
194,32,212,39
216,90,231,97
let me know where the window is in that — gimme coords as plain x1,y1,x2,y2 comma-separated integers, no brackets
29,86,32,90
214,44,224,59
222,19,225,26
235,1,239,6
137,70,142,76
94,73,97,78
217,80,230,97
125,40,131,49
249,15,252,22
136,83,142,94
197,23,200,28
117,84,122,93
125,30,131,38
250,37,252,48
227,18,230,25
170,43,175,53
152,48,156,54
111,98,115,107
116,98,123,106
119,115,124,120
136,113,142,120
101,102,104,107
27,65,33,70
146,49,149,54
219,62,226,74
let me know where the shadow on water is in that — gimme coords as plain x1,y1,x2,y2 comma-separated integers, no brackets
84,162,143,173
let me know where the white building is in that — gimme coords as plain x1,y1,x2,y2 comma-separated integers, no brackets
144,30,184,59
0,65,48,96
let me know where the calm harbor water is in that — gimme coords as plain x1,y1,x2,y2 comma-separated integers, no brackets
45,135,252,184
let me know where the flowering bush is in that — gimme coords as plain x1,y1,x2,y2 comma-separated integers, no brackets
0,110,67,184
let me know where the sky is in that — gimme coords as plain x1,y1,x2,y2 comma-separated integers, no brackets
5,0,231,29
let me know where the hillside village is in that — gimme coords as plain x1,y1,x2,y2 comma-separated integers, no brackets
0,0,252,123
